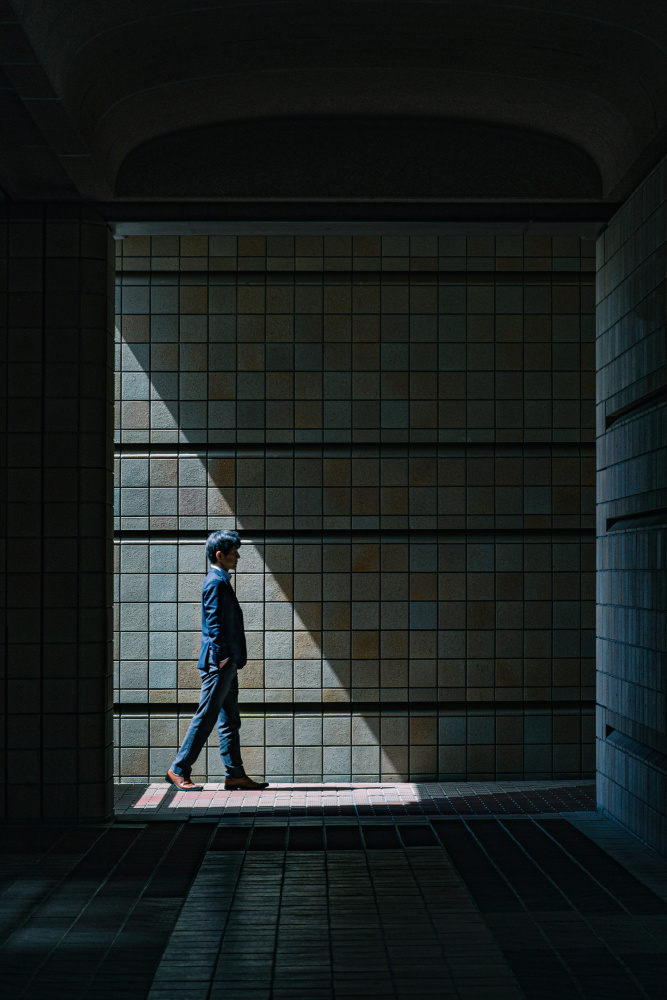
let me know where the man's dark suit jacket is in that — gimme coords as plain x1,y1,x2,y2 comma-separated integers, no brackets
197,565,247,672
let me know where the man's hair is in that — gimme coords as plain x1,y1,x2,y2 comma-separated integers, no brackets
206,529,241,563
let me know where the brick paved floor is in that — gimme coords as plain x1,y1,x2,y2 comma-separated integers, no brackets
1,782,665,1000
114,779,597,820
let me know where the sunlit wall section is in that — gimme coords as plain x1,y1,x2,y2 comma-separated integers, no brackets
114,234,596,783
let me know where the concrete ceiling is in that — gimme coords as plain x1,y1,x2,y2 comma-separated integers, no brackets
1,1,666,208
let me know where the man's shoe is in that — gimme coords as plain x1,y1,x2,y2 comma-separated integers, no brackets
224,775,269,791
165,768,201,791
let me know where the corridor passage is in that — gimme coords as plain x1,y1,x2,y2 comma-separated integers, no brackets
1,782,665,1000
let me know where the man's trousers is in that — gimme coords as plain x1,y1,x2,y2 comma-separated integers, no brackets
170,659,244,779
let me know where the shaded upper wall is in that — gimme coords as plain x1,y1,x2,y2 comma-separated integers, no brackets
2,1,667,204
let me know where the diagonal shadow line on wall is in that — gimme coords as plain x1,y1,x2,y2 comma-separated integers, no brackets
117,331,450,778
114,265,594,781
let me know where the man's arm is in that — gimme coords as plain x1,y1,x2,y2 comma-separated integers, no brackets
202,578,229,667
219,585,246,667
203,579,243,668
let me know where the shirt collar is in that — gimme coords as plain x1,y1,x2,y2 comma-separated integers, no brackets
211,565,230,584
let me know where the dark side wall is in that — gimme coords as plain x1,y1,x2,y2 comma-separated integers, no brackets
113,233,596,784
0,207,115,822
597,160,667,855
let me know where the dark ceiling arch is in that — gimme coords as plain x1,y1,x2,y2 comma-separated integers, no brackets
114,114,603,200
4,1,667,202
98,64,631,192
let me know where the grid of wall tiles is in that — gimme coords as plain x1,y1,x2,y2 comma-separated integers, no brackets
115,707,591,784
596,158,667,854
1,207,115,822
115,447,594,533
114,234,596,783
114,535,594,704
117,236,595,448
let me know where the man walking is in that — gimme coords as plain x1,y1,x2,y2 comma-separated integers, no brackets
166,529,269,791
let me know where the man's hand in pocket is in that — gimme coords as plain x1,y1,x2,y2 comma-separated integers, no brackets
218,657,230,669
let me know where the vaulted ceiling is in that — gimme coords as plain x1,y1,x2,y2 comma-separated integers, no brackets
2,1,666,208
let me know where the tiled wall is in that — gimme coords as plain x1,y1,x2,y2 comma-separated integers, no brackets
114,234,596,783
1,207,115,821
596,159,667,854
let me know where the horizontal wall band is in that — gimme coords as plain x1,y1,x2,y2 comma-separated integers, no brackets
604,382,667,428
605,506,667,532
115,441,595,456
115,527,595,542
117,269,594,283
114,700,594,715
102,200,616,229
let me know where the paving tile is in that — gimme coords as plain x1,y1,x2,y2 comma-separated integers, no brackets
115,778,596,820
1,784,665,999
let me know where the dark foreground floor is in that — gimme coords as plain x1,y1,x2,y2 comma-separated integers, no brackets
1,782,666,1000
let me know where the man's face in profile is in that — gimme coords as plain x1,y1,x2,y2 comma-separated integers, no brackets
216,545,240,572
